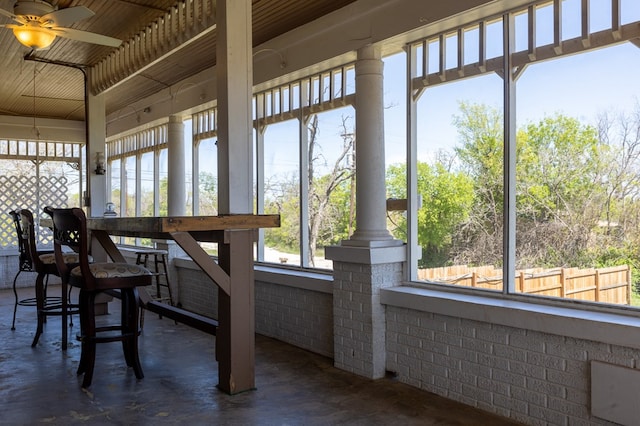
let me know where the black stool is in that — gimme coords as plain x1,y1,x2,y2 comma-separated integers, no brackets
8,209,62,331
134,248,174,327
51,207,152,388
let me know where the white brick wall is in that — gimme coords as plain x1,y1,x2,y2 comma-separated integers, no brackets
255,280,333,358
386,306,637,425
0,253,44,290
175,264,334,358
332,260,403,378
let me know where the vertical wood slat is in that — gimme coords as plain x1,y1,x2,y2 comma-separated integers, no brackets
341,67,347,100
612,0,621,39
422,39,428,79
271,89,276,116
279,86,284,116
308,77,314,107
329,70,335,103
478,21,486,72
528,5,537,60
582,0,591,46
438,34,446,81
553,0,563,54
186,0,193,38
289,83,294,113
457,28,464,76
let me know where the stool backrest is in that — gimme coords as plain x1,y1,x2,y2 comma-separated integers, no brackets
49,207,95,290
17,208,48,271
9,209,33,272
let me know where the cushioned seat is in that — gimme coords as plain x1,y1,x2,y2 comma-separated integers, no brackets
72,263,150,279
50,206,152,388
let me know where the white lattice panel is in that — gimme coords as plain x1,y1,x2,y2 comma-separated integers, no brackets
0,175,69,249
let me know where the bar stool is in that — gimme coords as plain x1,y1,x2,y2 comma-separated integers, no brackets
18,208,81,350
134,247,174,328
8,209,61,331
50,207,153,388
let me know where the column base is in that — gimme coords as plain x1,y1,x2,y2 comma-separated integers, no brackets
327,244,405,379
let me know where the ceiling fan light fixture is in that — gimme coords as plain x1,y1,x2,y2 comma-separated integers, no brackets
13,25,56,49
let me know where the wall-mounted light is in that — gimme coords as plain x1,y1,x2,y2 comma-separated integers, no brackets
94,152,105,175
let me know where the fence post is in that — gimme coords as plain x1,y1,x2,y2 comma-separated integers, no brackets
560,268,566,298
471,272,477,287
595,270,600,302
518,271,524,293
627,266,632,305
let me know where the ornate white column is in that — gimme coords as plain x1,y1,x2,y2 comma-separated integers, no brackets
326,45,405,380
346,44,397,247
167,115,185,216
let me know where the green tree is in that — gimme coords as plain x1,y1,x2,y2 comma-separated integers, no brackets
451,102,505,266
198,171,218,215
452,102,611,269
386,161,474,267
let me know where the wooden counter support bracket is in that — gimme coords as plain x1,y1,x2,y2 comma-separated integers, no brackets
170,231,231,296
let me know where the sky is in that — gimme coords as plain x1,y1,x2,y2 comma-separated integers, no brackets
380,0,640,166
180,0,640,185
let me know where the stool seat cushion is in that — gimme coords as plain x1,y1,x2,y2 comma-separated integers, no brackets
40,253,93,265
72,263,152,279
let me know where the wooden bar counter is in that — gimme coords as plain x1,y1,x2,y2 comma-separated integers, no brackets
86,214,280,394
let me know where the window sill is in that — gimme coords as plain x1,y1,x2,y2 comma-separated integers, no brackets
174,256,333,294
381,286,640,350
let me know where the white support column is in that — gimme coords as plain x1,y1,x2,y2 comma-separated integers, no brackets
167,115,186,216
86,91,106,218
326,45,405,380
215,0,256,395
345,45,399,247
216,0,253,215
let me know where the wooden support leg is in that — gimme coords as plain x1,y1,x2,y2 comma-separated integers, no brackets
216,230,255,394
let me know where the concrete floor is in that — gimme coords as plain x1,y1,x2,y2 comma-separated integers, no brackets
1,285,521,425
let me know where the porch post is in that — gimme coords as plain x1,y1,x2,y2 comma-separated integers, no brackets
86,92,106,218
215,0,255,394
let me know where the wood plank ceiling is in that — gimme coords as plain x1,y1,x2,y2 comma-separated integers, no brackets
0,0,355,123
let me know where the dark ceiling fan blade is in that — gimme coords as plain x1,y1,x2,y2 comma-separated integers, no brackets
40,5,94,27
0,7,26,24
51,27,122,47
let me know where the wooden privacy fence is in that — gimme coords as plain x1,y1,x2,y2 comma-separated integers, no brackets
418,264,631,305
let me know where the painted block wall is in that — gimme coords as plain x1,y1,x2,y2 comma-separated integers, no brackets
176,265,334,358
0,253,45,290
385,306,639,425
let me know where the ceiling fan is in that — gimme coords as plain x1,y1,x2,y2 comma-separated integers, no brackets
0,0,121,50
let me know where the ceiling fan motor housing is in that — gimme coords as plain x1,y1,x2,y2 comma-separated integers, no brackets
13,0,56,20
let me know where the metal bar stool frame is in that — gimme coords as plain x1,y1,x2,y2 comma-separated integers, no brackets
135,247,174,328
8,209,62,331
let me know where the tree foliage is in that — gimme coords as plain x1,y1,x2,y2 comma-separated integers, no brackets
387,161,473,267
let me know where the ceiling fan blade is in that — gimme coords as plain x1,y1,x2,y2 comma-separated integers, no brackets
51,27,122,47
40,6,94,27
0,7,26,24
